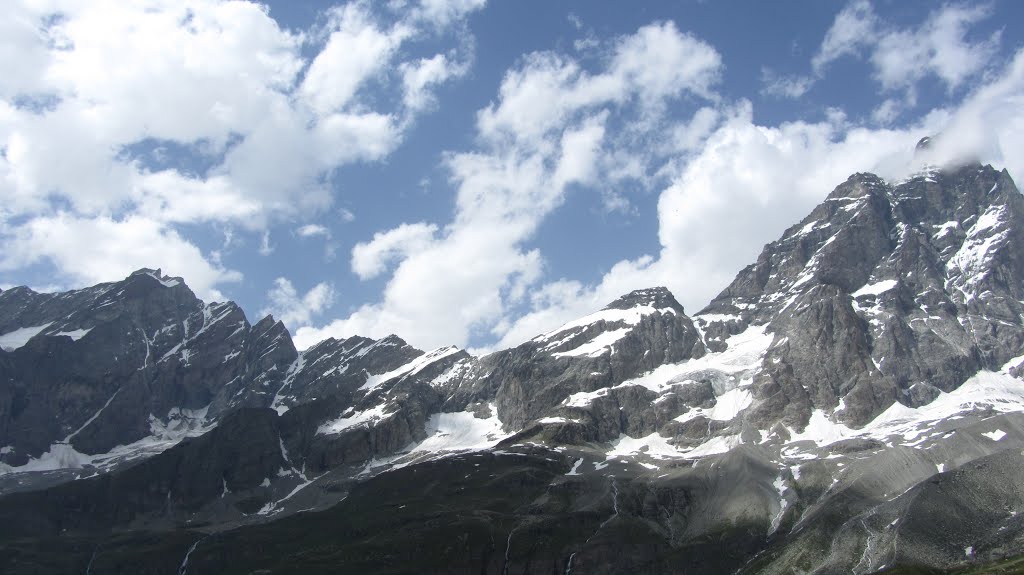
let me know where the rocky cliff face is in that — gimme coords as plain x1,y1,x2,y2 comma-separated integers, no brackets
698,164,1024,431
0,269,296,467
2,163,1024,574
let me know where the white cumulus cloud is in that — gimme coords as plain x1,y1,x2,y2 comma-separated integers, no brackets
0,214,241,301
812,1,999,102
0,0,482,299
491,47,1024,351
262,278,336,330
299,22,723,350
351,222,439,280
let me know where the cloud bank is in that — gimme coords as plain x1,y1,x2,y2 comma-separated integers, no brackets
298,3,1024,352
0,0,482,299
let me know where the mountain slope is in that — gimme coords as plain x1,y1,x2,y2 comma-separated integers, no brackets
701,165,1024,430
0,269,295,470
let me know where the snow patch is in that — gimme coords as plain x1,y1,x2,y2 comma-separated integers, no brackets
148,406,210,439
947,206,1009,292
551,328,631,358
318,403,393,435
55,328,92,340
1001,354,1024,373
785,371,1024,449
973,205,1005,235
852,280,898,298
64,388,122,442
982,429,1007,441
773,475,786,494
684,435,742,458
258,474,317,516
709,388,753,421
359,345,462,392
769,474,789,534
538,416,571,424
932,221,959,239
795,220,823,236
271,352,306,415
563,325,770,412
145,271,181,288
0,405,212,476
0,442,92,473
625,325,771,394
566,458,584,476
430,358,471,387
607,433,682,459
697,313,742,323
564,388,610,408
534,303,676,344
0,323,53,350
408,404,511,454
674,387,753,424
789,410,855,446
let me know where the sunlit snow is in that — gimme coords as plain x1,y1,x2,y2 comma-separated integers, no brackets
551,328,631,358
982,429,1007,441
675,388,754,424
409,404,511,454
564,324,772,408
606,433,682,459
535,304,676,342
318,403,393,435
0,405,212,476
359,345,461,392
786,371,1024,448
852,279,898,298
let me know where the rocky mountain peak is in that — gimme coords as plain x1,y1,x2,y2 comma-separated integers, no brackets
377,333,412,348
127,267,187,290
0,269,300,468
824,171,889,202
604,286,685,314
696,162,1024,430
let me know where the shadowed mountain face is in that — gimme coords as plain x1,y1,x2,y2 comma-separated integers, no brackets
2,163,1024,574
0,269,297,465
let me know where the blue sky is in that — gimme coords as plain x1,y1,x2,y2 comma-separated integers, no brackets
2,0,1024,353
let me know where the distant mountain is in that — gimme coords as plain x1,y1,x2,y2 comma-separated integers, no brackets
1,163,1023,574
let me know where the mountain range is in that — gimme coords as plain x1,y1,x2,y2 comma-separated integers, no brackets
2,161,1024,573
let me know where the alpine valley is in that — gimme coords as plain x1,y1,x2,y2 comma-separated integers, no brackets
3,161,1024,574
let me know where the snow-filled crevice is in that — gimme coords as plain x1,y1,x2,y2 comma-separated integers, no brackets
64,387,122,443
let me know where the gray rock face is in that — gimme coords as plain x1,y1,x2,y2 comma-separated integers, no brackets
270,333,424,411
0,269,296,464
0,407,288,539
702,164,1024,428
444,287,705,433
